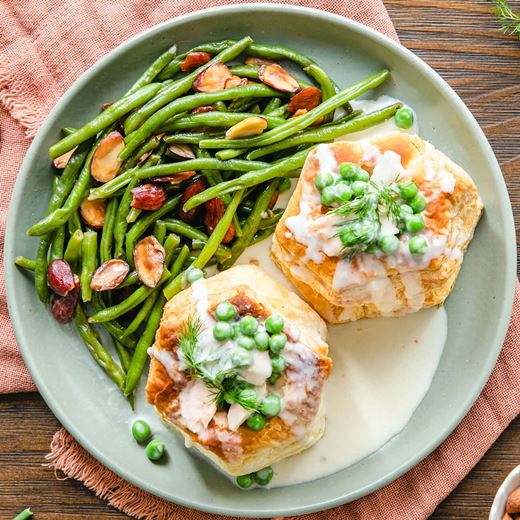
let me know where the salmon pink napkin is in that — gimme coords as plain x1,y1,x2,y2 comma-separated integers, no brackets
0,1,518,519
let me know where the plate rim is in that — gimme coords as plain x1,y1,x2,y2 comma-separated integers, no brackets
4,3,517,517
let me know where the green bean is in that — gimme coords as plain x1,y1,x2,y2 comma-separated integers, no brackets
91,293,138,349
199,70,390,149
215,149,246,160
124,37,253,134
121,84,280,161
220,180,278,269
62,126,77,136
160,111,285,132
114,340,132,373
125,195,181,267
34,235,51,303
80,231,98,302
15,256,37,271
258,208,284,229
170,244,190,277
161,219,207,241
100,198,118,264
64,229,84,266
88,167,138,200
263,97,282,114
12,508,33,520
162,132,222,145
68,209,82,235
114,176,140,258
251,225,276,245
75,304,125,391
213,100,228,112
50,225,66,261
153,220,167,244
120,135,161,172
303,63,337,122
49,84,161,159
126,207,141,223
29,129,114,236
118,270,139,288
123,290,159,337
163,233,181,264
268,103,289,117
246,103,401,160
183,148,311,212
123,292,166,395
89,268,170,323
127,44,177,95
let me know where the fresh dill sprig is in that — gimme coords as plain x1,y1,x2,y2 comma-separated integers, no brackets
491,0,520,39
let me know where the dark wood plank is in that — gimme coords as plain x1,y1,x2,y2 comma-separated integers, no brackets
1,1,519,519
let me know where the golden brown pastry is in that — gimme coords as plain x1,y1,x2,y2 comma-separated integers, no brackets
272,132,483,323
146,264,332,477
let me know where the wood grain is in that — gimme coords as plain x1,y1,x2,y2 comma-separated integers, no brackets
1,1,519,519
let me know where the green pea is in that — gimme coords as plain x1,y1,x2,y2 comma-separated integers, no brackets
213,321,232,341
236,474,254,489
145,439,165,461
399,181,418,201
237,335,255,350
320,186,336,206
269,333,287,354
265,313,284,334
314,172,334,191
186,267,204,284
232,348,254,368
351,180,368,197
246,412,267,432
231,323,241,340
353,168,370,182
271,354,287,373
239,315,259,336
379,235,400,255
339,162,362,181
254,466,274,486
278,177,292,193
215,301,237,321
409,193,427,213
131,419,151,443
400,204,414,215
267,372,282,385
254,331,270,351
335,183,353,203
409,235,429,255
394,107,414,129
260,394,282,417
238,388,258,409
406,213,426,233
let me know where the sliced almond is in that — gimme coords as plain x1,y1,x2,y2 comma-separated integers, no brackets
204,198,235,243
191,105,217,114
179,178,207,222
225,116,267,140
180,51,212,72
258,64,300,93
290,108,308,119
193,61,232,93
90,259,129,291
287,86,322,113
90,131,125,183
225,75,248,89
101,102,113,110
131,183,167,211
168,143,196,160
134,236,165,288
245,56,278,67
137,150,153,164
151,170,196,185
53,147,77,169
80,198,106,229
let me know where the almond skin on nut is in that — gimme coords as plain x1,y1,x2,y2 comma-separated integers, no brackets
193,61,233,93
507,487,520,514
168,144,196,160
80,198,107,229
51,275,80,324
287,86,322,113
151,170,196,185
225,116,267,140
180,51,212,72
245,56,278,67
204,197,235,244
191,105,217,114
47,259,76,296
225,75,248,89
90,259,129,291
134,236,165,288
131,184,167,211
258,64,300,93
179,178,207,223
90,131,125,183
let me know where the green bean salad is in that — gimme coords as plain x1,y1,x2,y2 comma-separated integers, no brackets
15,36,403,403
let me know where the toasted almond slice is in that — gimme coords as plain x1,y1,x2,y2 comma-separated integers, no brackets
168,144,196,160
90,259,129,291
204,198,235,243
180,51,212,72
90,131,125,183
101,102,113,110
225,75,248,89
245,56,278,67
53,147,77,169
131,184,167,210
137,150,153,164
191,105,217,114
225,116,268,140
287,86,322,113
134,236,165,288
80,198,106,229
290,108,308,119
151,170,196,185
258,64,300,93
193,61,233,93
179,178,207,222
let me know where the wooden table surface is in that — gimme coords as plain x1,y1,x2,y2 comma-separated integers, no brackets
1,1,520,518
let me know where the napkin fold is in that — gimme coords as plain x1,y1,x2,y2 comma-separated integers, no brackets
0,1,517,519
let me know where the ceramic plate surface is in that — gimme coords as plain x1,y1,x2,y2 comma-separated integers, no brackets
5,4,516,517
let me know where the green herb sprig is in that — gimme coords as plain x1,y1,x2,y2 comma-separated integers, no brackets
492,0,520,39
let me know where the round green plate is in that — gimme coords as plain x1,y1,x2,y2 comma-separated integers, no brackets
4,4,516,517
